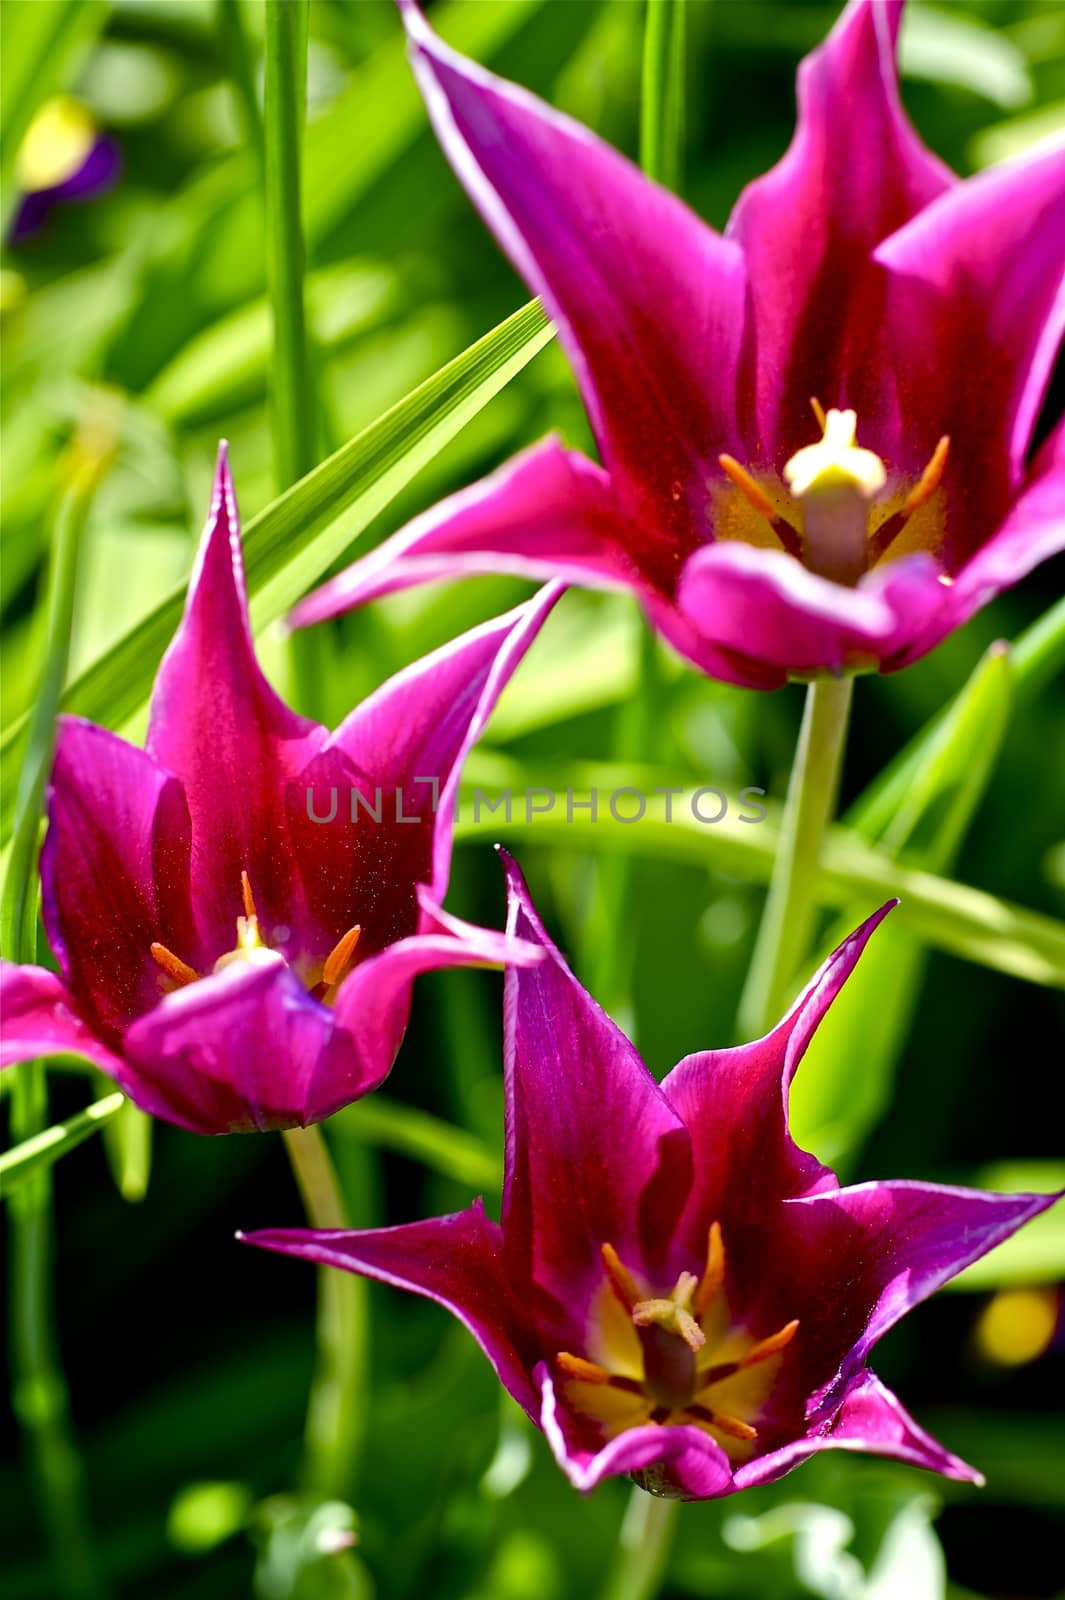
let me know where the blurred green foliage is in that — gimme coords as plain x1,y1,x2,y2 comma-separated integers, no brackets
2,3,1064,1599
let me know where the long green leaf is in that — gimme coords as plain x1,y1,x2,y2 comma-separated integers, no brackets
0,298,554,837
455,755,1065,987
332,1097,501,1191
1,1093,126,1193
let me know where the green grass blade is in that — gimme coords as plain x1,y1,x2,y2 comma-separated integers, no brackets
1,1094,126,1193
333,1097,502,1192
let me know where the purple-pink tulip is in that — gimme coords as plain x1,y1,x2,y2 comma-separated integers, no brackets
0,451,559,1134
292,0,1065,688
246,855,1058,1498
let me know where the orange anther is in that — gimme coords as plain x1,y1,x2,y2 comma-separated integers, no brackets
556,1352,613,1385
322,923,362,988
150,942,197,987
695,1221,726,1315
719,453,779,522
809,396,827,431
739,1318,800,1368
241,870,258,922
688,1405,758,1442
601,1243,643,1312
902,434,950,517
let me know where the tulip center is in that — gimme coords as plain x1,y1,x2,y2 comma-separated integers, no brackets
716,401,950,586
149,871,362,1004
556,1224,798,1462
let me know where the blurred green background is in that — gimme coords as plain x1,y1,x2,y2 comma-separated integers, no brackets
2,1,1064,1597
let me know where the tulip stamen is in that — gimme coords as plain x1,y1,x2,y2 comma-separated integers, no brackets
556,1352,643,1394
601,1242,643,1312
150,942,198,987
719,454,803,559
809,395,827,431
698,1317,800,1385
322,924,362,988
685,1404,758,1442
867,434,951,565
694,1220,725,1314
241,869,258,922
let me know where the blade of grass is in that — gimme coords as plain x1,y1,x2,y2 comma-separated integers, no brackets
332,1096,502,1192
0,298,555,837
1,1094,125,1191
454,756,1065,987
4,422,117,1600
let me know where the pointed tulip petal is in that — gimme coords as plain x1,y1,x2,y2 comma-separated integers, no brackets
538,1365,732,1497
498,853,692,1333
146,445,325,954
292,438,634,628
662,906,894,1265
40,717,197,1042
734,1369,982,1489
778,1180,1061,1395
0,962,124,1077
243,1202,537,1414
877,137,1065,503
289,585,563,967
728,0,953,458
397,0,745,534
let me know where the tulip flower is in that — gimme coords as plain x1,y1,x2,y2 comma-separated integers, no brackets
10,97,121,244
0,451,559,1134
245,856,1058,1498
292,0,1065,688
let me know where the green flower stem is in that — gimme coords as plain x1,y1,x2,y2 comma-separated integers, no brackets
640,0,685,191
262,0,328,714
281,1125,368,1500
5,433,116,1600
739,674,855,1037
603,1494,680,1600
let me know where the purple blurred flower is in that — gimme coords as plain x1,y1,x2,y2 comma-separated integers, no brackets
246,856,1058,1497
9,97,121,244
293,0,1065,688
0,450,559,1134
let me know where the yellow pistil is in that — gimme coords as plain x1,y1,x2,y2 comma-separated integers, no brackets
784,408,887,501
633,1270,706,1353
783,408,888,585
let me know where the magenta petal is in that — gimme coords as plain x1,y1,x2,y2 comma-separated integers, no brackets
397,0,745,534
40,716,197,1043
294,584,562,951
121,958,338,1134
538,1366,732,1498
498,854,692,1329
727,0,953,457
243,1201,537,1415
677,542,945,674
877,137,1065,491
146,445,325,955
292,438,634,628
0,962,124,1076
781,1179,1061,1392
662,906,894,1263
889,422,1065,669
734,1369,982,1490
